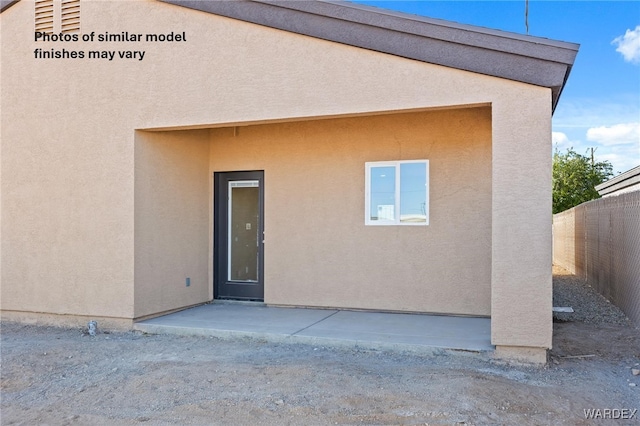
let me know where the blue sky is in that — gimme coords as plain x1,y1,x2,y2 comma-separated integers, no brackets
353,1,640,174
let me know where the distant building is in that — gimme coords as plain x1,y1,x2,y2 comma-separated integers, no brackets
596,166,640,197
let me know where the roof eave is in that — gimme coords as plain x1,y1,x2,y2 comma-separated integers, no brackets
2,0,578,111
160,0,579,112
596,166,640,196
0,0,19,12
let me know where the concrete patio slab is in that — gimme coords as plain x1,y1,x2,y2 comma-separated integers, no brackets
295,310,493,351
134,303,493,352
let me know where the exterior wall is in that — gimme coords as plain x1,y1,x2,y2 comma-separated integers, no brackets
134,130,211,318
1,0,552,354
0,310,134,330
490,93,553,351
553,192,640,327
210,108,492,315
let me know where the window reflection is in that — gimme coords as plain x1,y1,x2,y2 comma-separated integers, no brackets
400,163,427,223
370,166,395,221
366,161,429,225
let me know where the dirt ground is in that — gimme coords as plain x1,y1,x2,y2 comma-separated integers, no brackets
1,268,639,425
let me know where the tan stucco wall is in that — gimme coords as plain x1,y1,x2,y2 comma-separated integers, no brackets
1,0,552,352
490,94,553,349
133,129,210,318
210,108,492,315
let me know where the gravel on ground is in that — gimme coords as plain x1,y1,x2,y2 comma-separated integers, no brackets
1,267,638,425
552,265,632,326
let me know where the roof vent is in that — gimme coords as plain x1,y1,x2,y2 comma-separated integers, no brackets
34,0,54,34
35,0,80,34
61,0,80,33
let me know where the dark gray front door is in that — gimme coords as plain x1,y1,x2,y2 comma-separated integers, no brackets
214,171,264,300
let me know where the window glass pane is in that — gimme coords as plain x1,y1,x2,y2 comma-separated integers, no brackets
370,166,396,221
229,181,259,281
400,162,427,223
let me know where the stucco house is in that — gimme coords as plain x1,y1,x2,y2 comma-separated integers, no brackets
0,0,578,363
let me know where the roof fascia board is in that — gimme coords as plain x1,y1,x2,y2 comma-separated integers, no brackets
0,0,19,12
274,1,579,64
2,0,578,110
596,166,640,195
159,0,578,111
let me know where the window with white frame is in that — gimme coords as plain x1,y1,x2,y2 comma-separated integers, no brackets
365,160,429,225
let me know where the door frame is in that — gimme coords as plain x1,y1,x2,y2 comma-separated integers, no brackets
213,170,265,301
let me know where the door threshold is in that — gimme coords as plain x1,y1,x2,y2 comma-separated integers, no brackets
212,299,266,307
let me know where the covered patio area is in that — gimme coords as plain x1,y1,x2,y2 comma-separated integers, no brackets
134,304,493,353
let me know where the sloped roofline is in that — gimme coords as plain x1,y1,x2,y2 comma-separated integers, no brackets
0,0,18,12
159,0,578,112
595,165,640,196
2,0,579,110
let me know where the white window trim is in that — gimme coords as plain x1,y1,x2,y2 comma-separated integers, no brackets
365,160,429,226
